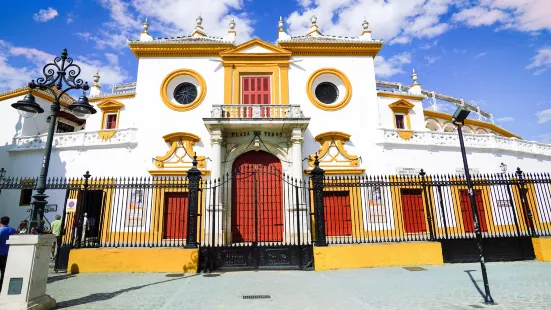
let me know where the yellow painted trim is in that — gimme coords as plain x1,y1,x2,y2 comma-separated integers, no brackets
89,93,135,102
308,131,359,168
155,132,206,169
68,248,198,273
129,43,233,58
396,130,414,140
313,242,444,271
424,110,521,139
160,69,207,112
532,237,551,262
279,64,289,104
231,66,281,104
221,38,292,56
306,68,352,112
0,88,73,107
97,131,116,141
278,42,382,57
304,169,365,175
223,64,233,104
98,99,125,130
378,92,424,101
148,169,211,176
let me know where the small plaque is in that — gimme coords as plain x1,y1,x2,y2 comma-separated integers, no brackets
8,277,23,295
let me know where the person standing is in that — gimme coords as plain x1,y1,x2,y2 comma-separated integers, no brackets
0,216,17,292
50,215,62,260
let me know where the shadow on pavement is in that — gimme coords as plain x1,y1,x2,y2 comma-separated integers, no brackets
47,274,75,284
55,273,199,309
464,270,485,300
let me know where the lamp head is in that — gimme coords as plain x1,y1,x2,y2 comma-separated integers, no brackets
68,94,96,119
452,106,470,124
499,163,507,173
11,93,44,118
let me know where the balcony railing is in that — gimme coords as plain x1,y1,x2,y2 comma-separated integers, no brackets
10,128,138,152
210,104,305,119
379,128,551,157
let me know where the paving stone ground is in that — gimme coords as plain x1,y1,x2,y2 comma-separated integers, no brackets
46,261,551,310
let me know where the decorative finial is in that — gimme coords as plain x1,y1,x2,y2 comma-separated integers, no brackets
362,17,369,30
93,70,100,84
196,14,203,26
278,16,284,30
229,17,236,30
314,152,320,167
412,68,418,84
310,13,317,24
142,17,149,32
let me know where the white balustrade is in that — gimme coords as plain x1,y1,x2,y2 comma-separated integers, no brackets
10,128,138,151
379,128,551,157
210,104,304,119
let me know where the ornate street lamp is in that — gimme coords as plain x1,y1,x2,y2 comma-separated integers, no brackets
11,49,96,233
499,162,507,174
452,106,494,305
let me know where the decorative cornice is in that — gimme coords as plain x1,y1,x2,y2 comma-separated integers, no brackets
128,42,234,58
423,110,521,139
89,92,136,102
0,86,75,107
377,91,424,101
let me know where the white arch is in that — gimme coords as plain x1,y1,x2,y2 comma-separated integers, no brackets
425,119,442,132
443,123,456,132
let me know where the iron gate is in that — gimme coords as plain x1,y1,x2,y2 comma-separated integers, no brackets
198,164,314,271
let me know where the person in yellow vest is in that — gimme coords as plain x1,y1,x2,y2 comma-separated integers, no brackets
50,215,62,260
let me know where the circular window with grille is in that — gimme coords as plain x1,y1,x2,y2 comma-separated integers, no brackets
315,82,339,104
173,82,198,105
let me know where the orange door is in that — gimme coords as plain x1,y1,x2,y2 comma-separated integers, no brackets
242,76,271,117
323,191,352,236
459,189,487,233
232,151,283,242
164,192,188,239
401,189,426,233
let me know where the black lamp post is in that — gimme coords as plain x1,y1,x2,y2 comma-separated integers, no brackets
452,106,494,305
11,49,96,234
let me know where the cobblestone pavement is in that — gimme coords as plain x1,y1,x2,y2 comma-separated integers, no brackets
46,261,551,310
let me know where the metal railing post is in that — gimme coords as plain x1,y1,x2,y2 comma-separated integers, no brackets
516,168,537,237
311,154,327,246
185,154,201,248
419,169,435,240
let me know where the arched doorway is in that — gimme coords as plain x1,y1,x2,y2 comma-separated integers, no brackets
231,150,283,243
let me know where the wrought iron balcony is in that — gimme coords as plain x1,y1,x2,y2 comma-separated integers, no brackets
204,104,309,131
378,128,551,157
10,128,138,152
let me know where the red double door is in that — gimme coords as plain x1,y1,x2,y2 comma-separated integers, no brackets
232,151,283,242
164,192,188,239
400,189,427,233
323,191,352,236
241,76,271,117
459,189,488,233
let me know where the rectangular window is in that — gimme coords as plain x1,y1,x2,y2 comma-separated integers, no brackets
395,114,405,129
242,76,271,104
19,189,33,206
105,114,118,129
56,122,75,133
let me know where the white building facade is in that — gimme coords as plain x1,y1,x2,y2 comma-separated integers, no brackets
1,15,551,225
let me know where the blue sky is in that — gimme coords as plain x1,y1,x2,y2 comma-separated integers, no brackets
0,0,550,142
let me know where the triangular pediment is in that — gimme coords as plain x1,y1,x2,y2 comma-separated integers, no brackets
388,99,415,111
221,38,291,56
97,99,125,111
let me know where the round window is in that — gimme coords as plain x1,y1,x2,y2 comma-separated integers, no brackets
173,82,198,105
315,82,339,104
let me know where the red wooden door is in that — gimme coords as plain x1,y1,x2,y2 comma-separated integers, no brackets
164,192,188,239
459,190,487,233
232,151,283,242
323,191,352,236
401,189,427,233
242,76,271,117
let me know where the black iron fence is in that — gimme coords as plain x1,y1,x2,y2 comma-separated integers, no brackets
1,166,550,249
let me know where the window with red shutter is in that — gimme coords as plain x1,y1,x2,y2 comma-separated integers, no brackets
105,114,118,129
242,76,270,104
395,114,405,129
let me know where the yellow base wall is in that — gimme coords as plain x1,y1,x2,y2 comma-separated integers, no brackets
532,237,551,262
314,242,444,271
68,248,199,274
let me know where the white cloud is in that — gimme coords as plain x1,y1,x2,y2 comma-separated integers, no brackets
67,13,75,24
536,109,551,124
475,52,488,58
452,7,507,26
0,40,128,92
33,8,58,23
425,56,441,64
420,41,438,50
496,116,514,122
374,52,412,78
526,48,551,75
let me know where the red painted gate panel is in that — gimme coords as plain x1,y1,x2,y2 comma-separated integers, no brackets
400,189,427,233
459,189,488,233
164,192,188,239
242,76,271,117
232,150,283,242
323,191,352,236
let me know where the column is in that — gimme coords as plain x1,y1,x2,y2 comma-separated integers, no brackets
210,128,223,180
207,128,223,245
290,127,303,180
